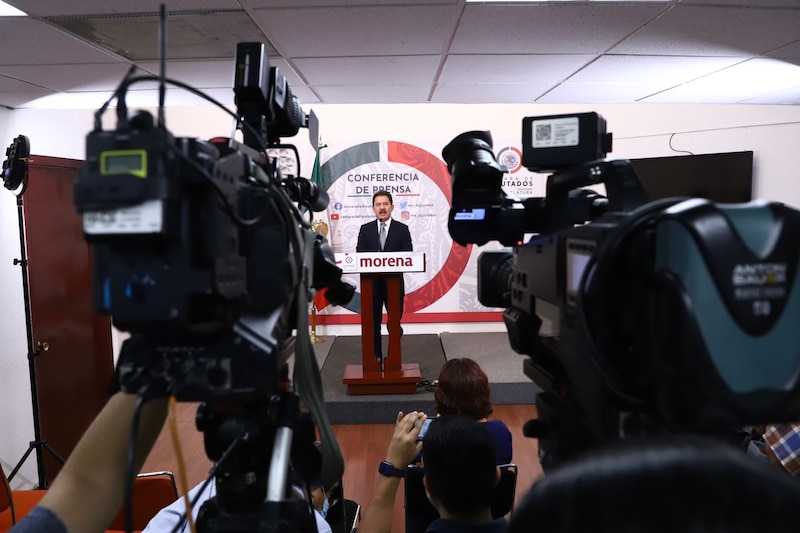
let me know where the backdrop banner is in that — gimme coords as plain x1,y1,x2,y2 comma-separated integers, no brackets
311,139,545,324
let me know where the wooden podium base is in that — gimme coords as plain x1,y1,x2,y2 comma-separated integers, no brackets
343,363,421,395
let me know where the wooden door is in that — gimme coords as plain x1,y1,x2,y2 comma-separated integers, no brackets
23,155,113,485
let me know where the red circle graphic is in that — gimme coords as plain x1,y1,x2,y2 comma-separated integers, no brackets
387,141,473,313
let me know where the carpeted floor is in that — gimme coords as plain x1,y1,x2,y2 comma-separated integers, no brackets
313,332,541,424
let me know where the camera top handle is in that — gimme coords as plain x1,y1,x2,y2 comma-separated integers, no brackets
543,158,650,234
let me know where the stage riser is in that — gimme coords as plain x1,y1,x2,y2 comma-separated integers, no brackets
314,333,540,425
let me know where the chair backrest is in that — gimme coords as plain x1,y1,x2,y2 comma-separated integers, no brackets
323,479,361,533
0,464,16,524
404,463,519,533
107,471,178,532
404,465,438,530
325,498,361,533
490,463,518,519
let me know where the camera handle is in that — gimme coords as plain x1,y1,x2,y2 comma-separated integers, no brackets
545,159,649,233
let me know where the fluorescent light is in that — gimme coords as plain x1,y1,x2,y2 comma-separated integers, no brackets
0,1,26,16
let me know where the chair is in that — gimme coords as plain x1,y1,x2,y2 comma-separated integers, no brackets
0,464,15,528
490,463,518,519
106,471,179,532
323,480,361,533
404,463,518,533
0,463,47,533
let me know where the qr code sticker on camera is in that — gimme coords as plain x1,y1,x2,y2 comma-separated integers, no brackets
535,123,553,142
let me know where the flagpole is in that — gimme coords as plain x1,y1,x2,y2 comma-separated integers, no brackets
310,304,324,344
310,140,327,344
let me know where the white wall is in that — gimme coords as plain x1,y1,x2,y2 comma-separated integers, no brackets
2,100,800,486
129,103,800,209
0,107,12,148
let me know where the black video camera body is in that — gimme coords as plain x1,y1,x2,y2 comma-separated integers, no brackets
444,112,800,468
74,115,297,400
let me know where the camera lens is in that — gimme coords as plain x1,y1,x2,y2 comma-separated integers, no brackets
442,130,500,176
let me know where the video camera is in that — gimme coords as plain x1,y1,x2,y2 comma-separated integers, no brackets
444,112,800,469
73,41,352,531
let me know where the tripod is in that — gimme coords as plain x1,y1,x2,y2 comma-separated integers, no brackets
7,193,65,488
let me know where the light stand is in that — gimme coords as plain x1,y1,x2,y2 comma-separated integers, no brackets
2,136,64,488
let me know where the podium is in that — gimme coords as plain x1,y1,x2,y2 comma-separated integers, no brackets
337,252,426,395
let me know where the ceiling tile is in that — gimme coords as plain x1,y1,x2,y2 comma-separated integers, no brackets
243,0,456,6
0,74,53,93
136,60,238,89
134,58,310,102
269,58,309,87
681,0,800,6
768,40,800,59
9,89,100,109
122,84,320,108
289,85,321,105
127,87,237,108
313,84,431,103
451,4,667,54
611,4,800,56
566,55,747,84
251,5,459,57
432,84,552,103
47,11,267,62
0,63,133,92
294,56,440,85
642,57,800,103
0,18,119,65
741,85,800,105
138,57,305,85
537,82,679,103
440,54,596,84
4,0,242,17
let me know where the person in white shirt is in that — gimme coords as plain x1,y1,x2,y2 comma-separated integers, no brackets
142,478,332,533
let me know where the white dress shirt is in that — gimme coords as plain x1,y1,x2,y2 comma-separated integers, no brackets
142,480,332,533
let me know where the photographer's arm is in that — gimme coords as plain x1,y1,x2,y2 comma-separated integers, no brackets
27,392,168,533
358,411,426,533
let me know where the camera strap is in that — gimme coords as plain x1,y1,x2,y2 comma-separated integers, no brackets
285,193,345,490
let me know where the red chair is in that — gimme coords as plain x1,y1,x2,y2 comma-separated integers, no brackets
106,471,179,533
0,464,47,533
0,464,14,528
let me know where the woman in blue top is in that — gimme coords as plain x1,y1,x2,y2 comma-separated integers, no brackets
433,357,513,465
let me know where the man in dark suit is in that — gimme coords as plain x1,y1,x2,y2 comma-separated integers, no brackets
356,189,413,361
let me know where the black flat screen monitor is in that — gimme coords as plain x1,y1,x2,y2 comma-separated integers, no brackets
629,151,753,204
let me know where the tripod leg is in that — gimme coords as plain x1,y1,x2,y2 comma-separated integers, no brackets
42,441,66,464
7,445,35,481
7,438,63,489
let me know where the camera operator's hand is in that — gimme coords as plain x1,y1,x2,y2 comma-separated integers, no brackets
359,411,427,533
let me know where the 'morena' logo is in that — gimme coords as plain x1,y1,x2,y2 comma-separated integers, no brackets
360,256,414,268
